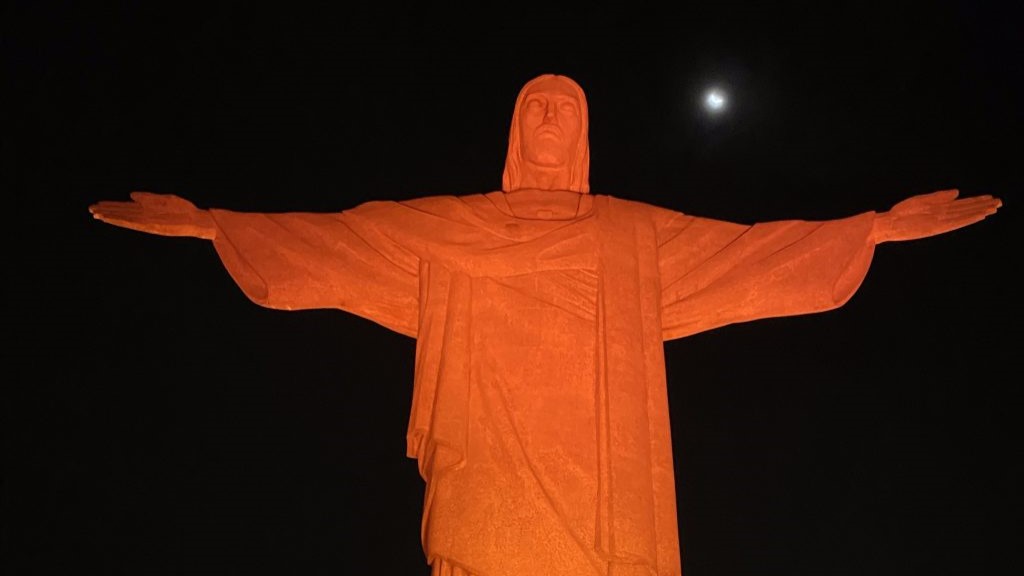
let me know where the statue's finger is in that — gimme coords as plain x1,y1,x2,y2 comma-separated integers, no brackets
129,191,171,205
942,197,1002,217
90,204,144,218
921,189,960,203
88,202,115,215
938,214,992,233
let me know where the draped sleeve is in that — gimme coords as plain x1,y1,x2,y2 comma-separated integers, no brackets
654,208,878,341
208,200,421,338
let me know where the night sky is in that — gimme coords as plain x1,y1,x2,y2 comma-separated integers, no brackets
6,2,1021,575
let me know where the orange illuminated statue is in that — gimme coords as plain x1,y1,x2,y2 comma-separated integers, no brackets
90,74,1001,576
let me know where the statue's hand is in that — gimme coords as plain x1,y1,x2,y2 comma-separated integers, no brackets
89,192,216,239
872,189,1001,243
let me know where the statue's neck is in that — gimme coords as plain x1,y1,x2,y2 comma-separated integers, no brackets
500,188,591,220
518,165,572,192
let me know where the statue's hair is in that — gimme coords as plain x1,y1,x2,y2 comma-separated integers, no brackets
502,74,590,194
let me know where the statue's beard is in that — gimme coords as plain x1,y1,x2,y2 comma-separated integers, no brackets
522,141,575,169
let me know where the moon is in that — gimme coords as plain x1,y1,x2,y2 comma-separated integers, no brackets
703,88,727,113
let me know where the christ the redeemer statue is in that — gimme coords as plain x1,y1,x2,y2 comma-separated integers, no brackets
90,74,1001,576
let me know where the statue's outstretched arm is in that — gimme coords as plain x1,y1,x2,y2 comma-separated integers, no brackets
89,192,216,240
872,189,1001,244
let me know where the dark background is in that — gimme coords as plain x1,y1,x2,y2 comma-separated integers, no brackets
5,2,1021,575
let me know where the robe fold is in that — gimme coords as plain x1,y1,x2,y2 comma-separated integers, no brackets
208,190,876,576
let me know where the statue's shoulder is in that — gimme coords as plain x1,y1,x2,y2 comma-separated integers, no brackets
592,194,685,224
391,193,484,214
361,192,503,225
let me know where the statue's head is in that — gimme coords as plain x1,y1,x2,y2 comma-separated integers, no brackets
502,74,590,194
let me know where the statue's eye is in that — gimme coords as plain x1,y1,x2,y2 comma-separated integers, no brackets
526,98,545,109
559,102,578,114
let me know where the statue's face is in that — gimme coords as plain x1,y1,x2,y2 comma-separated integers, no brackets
518,78,582,169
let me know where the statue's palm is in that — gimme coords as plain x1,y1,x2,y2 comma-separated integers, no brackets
876,189,1001,242
89,192,215,239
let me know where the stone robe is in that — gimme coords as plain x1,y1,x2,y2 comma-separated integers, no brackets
208,189,876,576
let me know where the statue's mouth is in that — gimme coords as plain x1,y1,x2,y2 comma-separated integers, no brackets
535,126,563,139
